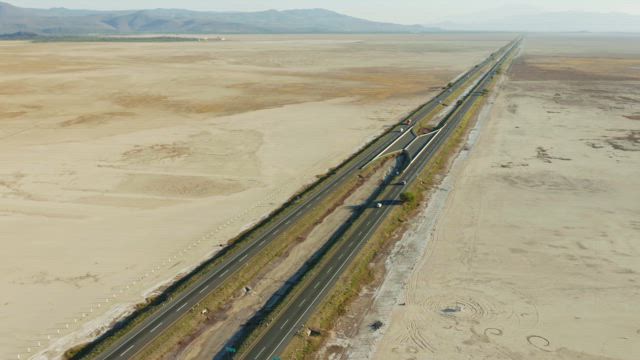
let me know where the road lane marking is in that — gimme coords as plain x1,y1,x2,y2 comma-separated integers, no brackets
327,266,333,273
120,345,135,357
175,302,189,313
199,285,210,294
220,269,229,277
299,298,307,307
258,240,266,246
338,254,344,260
255,346,267,358
263,198,387,360
239,254,248,262
150,322,164,333
280,319,290,329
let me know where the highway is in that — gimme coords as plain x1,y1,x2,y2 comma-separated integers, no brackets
239,38,520,360
83,39,518,360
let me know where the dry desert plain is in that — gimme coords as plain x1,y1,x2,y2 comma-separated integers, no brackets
325,34,640,360
0,34,513,358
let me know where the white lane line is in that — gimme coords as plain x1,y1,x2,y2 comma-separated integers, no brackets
255,346,267,358
358,231,363,236
199,285,210,294
258,240,266,246
219,269,229,277
120,345,135,357
280,319,290,329
368,125,412,164
175,302,189,313
327,266,333,273
150,322,164,333
264,204,384,360
313,282,321,289
338,254,345,260
239,254,248,262
406,128,442,169
285,220,291,225
299,298,307,307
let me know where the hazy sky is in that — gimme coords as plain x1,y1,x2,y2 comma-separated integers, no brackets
8,0,640,24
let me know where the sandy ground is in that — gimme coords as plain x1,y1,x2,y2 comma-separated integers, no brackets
0,34,510,359
335,35,640,360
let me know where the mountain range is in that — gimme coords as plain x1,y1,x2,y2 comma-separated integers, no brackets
0,1,435,35
430,10,640,33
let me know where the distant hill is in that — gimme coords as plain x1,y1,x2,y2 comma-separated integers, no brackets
431,11,640,33
0,2,437,35
0,31,39,40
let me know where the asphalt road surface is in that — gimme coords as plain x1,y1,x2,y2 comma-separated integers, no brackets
87,38,519,360
240,38,521,360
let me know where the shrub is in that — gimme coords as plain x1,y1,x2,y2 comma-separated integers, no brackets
399,191,416,205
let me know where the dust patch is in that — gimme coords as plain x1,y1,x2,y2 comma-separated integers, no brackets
498,171,604,193
76,195,185,209
59,112,135,127
122,143,193,163
14,271,100,288
0,111,27,119
110,91,315,116
323,66,450,102
535,146,571,163
0,173,37,200
110,93,226,114
510,55,640,81
247,66,450,104
125,54,218,64
605,130,640,152
116,173,246,198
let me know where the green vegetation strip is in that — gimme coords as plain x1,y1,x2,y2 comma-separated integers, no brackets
283,58,510,359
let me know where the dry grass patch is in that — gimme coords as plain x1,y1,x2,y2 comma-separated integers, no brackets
511,55,640,81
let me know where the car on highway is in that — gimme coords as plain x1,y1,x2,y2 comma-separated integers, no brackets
375,202,383,208
399,180,407,185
